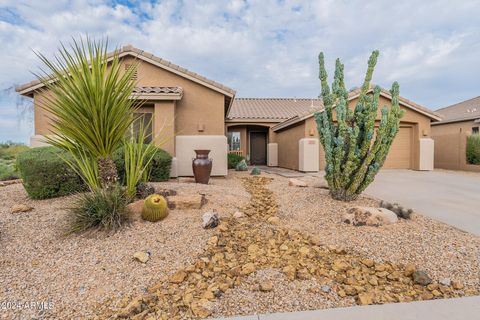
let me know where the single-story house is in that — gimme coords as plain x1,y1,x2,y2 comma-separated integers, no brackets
16,45,441,176
431,96,480,171
227,88,441,171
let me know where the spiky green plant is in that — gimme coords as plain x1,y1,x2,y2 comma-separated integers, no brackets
314,51,404,201
123,118,158,199
34,37,139,190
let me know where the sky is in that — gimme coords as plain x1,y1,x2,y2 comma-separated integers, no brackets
1,0,479,144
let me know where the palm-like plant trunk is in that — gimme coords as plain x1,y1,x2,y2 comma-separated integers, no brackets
97,157,118,189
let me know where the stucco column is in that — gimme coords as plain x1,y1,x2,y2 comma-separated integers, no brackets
154,101,176,156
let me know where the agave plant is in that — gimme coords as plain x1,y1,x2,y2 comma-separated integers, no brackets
34,37,139,190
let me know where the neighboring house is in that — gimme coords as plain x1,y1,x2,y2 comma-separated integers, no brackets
16,45,441,176
228,88,441,171
431,96,480,172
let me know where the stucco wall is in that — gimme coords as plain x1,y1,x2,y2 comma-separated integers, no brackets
431,120,478,135
275,122,305,170
122,56,226,137
32,56,227,150
282,95,433,171
432,132,480,172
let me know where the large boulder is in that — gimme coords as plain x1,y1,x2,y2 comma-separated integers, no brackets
343,206,398,226
288,178,308,187
168,194,206,210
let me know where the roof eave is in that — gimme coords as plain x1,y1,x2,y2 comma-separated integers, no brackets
16,46,236,98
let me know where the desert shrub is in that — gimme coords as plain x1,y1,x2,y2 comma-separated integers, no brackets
16,147,86,199
466,135,480,165
228,153,245,169
0,142,29,181
68,185,130,233
114,145,172,184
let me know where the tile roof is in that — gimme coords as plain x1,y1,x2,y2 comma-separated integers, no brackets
227,98,323,121
433,96,480,125
132,86,183,94
16,45,235,97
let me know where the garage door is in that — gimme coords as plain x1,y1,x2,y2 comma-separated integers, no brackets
383,127,412,169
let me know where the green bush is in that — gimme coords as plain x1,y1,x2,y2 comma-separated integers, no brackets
68,185,130,233
466,135,480,165
228,153,245,169
113,145,172,183
16,147,86,199
0,142,29,181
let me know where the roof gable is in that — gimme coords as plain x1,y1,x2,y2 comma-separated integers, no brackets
272,87,441,131
16,45,236,98
434,96,480,125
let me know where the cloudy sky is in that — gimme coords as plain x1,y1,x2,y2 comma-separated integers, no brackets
1,0,479,143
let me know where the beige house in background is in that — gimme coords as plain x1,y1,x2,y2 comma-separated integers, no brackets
431,96,480,172
17,45,440,176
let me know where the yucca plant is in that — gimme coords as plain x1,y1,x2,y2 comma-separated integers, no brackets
314,51,404,201
34,37,139,190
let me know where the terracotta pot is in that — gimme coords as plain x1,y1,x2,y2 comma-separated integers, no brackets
192,150,212,184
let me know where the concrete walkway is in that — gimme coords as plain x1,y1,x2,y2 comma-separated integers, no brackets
365,169,480,235
212,296,480,320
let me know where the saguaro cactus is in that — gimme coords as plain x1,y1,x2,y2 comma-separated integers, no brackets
314,51,404,201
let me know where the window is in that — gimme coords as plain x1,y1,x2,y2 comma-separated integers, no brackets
227,132,241,151
472,127,479,135
131,112,153,143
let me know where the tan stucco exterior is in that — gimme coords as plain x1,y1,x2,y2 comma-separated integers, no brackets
431,120,480,172
274,95,435,171
22,50,235,177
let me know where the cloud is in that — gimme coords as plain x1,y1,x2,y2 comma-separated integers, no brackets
1,0,480,143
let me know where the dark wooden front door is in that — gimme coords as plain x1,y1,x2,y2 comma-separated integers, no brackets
250,132,267,165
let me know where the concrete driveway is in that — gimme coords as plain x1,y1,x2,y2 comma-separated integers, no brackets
365,169,480,235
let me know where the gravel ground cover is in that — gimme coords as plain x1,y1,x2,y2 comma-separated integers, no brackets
0,171,478,319
0,176,248,319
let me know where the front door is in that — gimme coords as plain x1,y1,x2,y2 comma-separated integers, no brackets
250,132,267,165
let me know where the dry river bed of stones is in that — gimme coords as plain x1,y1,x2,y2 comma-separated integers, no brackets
101,175,478,320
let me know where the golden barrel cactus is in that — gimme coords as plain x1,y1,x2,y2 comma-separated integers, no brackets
142,194,169,222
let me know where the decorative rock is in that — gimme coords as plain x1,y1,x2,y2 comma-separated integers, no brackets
10,204,33,214
358,292,374,305
169,270,187,283
190,300,211,318
439,278,451,286
241,263,256,275
235,159,248,171
310,181,329,189
320,285,331,293
288,178,308,187
404,263,416,276
250,167,261,175
168,194,206,210
267,216,280,225
155,188,177,198
233,211,245,218
452,281,464,290
117,297,143,318
259,281,273,292
202,210,219,229
343,206,398,226
412,270,432,286
135,182,155,199
361,259,375,268
133,251,150,263
127,199,144,221
380,200,413,219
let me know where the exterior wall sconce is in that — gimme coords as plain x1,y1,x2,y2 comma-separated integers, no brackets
197,123,205,132
309,128,315,136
